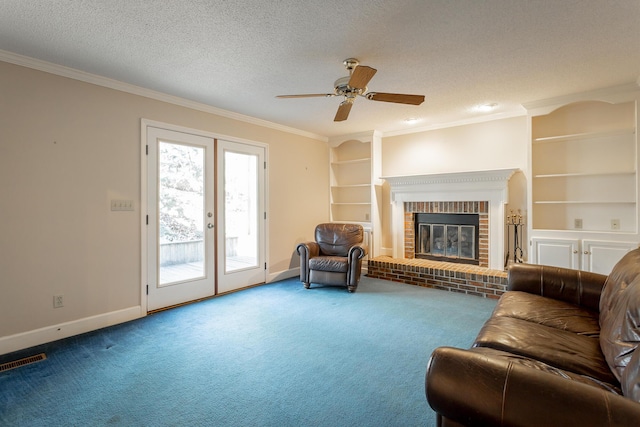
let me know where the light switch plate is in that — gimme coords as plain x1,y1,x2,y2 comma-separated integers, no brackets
111,199,134,211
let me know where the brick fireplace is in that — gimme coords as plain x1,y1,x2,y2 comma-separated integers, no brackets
366,169,517,298
382,169,517,271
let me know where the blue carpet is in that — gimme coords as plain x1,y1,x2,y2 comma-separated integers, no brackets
0,276,496,426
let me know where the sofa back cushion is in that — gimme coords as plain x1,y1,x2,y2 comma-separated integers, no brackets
315,223,363,256
600,247,640,401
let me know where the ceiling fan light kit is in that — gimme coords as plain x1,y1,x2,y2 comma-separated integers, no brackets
276,58,425,122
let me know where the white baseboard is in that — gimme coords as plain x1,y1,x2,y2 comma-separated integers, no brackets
0,306,143,356
267,267,299,283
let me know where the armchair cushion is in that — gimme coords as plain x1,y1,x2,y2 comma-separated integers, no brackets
309,256,349,273
315,223,364,256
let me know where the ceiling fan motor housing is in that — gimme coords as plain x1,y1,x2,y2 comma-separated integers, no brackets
334,76,366,98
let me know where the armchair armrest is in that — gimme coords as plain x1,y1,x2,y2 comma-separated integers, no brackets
348,243,368,260
346,243,367,287
426,347,640,427
297,241,320,259
296,241,319,285
507,263,607,311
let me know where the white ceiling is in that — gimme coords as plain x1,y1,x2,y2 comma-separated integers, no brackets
2,1,639,138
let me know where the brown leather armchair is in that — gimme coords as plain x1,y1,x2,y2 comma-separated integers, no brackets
296,223,368,292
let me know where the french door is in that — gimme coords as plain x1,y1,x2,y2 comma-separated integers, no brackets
216,140,266,293
146,127,215,311
144,124,267,311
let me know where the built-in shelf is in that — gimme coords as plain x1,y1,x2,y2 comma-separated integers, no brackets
533,128,635,143
534,171,635,179
529,100,637,234
332,183,370,188
525,90,640,272
534,201,635,205
328,131,382,257
332,202,371,206
331,158,371,165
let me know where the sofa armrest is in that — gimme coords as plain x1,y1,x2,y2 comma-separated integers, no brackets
296,241,319,284
507,263,607,311
426,347,640,427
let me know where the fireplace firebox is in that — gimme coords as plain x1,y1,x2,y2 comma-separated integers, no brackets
414,213,479,265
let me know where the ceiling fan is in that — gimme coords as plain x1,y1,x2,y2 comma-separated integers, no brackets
276,58,425,122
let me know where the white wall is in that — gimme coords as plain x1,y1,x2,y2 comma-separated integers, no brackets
0,61,329,352
379,117,529,254
381,117,528,176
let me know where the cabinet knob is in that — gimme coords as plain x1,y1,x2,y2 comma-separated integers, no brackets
573,250,578,254
584,251,590,255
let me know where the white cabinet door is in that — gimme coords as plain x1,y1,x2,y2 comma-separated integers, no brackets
582,240,638,275
532,237,638,273
531,238,579,270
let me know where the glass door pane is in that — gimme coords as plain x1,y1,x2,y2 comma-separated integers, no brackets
446,225,460,258
432,225,445,256
224,150,258,272
460,225,476,259
158,141,205,285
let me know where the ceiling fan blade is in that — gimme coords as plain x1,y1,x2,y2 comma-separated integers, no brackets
348,66,377,89
334,101,353,122
366,92,425,105
276,93,335,98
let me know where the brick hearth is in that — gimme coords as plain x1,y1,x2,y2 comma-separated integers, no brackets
367,256,507,299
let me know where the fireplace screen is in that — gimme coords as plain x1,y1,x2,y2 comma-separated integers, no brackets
415,213,479,264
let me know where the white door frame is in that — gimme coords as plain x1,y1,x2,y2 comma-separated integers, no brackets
141,119,269,312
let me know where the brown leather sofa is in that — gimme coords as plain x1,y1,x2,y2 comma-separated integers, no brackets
426,248,640,426
296,223,367,292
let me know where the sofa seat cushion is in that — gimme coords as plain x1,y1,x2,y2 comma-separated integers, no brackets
474,316,617,385
469,347,622,395
493,291,600,337
309,256,349,273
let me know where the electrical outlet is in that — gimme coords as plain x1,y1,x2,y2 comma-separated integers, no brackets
611,219,620,230
574,218,583,229
53,295,64,308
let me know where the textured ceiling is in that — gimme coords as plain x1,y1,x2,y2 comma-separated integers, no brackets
1,1,639,138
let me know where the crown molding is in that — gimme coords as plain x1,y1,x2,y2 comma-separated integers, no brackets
0,50,328,143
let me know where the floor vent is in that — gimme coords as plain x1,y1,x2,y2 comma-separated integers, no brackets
0,353,47,373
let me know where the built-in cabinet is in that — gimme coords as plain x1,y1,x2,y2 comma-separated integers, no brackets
531,237,638,274
329,131,382,257
525,85,640,274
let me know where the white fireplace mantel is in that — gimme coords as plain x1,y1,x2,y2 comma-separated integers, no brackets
382,168,518,270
